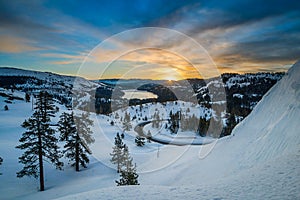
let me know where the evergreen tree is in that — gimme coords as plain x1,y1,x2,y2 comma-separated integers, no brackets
135,136,145,146
180,114,187,131
208,117,223,138
168,111,180,134
4,105,8,111
110,133,125,173
25,93,30,102
152,111,160,128
116,145,139,186
59,112,94,171
147,130,152,143
16,91,63,191
186,107,190,113
121,132,125,139
122,112,132,131
0,156,3,175
221,113,237,137
198,117,210,137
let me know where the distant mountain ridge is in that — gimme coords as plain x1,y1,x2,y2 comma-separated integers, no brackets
0,67,101,109
0,67,285,137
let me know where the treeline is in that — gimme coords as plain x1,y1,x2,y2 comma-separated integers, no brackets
167,110,237,138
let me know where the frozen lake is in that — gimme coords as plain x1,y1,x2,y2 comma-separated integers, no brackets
122,89,157,100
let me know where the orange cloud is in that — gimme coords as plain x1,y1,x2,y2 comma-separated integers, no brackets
0,35,41,53
42,53,87,65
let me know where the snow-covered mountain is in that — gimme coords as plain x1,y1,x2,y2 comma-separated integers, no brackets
0,67,97,88
0,67,98,87
169,61,300,183
60,63,299,199
0,67,101,109
0,63,298,199
1,67,284,138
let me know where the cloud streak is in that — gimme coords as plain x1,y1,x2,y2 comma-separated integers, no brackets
0,0,299,79
0,35,42,53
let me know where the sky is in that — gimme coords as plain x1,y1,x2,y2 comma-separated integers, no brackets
0,0,299,80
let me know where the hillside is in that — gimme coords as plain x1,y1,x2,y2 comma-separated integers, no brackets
58,63,300,199
0,67,101,109
166,60,300,184
0,67,284,138
0,63,298,199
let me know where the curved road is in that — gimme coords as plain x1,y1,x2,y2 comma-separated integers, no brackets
134,120,214,146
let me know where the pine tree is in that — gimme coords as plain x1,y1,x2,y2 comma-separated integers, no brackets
198,117,209,137
0,156,3,175
116,145,139,186
155,111,160,128
110,133,125,173
135,136,145,146
16,91,63,191
121,132,125,139
25,93,30,102
59,112,94,171
221,113,237,137
122,112,132,131
168,111,180,134
147,130,152,143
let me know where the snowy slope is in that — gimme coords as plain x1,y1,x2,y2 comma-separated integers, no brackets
229,60,300,166
0,62,299,199
55,152,300,200
168,60,300,184
0,67,104,110
57,61,299,199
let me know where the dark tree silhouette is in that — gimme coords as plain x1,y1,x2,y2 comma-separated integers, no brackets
116,145,139,186
59,112,94,171
16,91,63,191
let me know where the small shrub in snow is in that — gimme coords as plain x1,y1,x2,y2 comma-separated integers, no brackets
135,136,145,146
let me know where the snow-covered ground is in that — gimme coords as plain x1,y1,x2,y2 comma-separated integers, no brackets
55,152,300,200
0,61,299,199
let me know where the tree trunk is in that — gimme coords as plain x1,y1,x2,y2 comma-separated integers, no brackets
117,161,120,173
38,132,44,191
75,134,80,172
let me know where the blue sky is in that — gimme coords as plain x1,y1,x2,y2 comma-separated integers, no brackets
0,0,299,79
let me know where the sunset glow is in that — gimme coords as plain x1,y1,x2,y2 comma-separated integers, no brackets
0,1,299,79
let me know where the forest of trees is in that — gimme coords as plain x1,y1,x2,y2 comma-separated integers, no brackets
15,91,95,191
